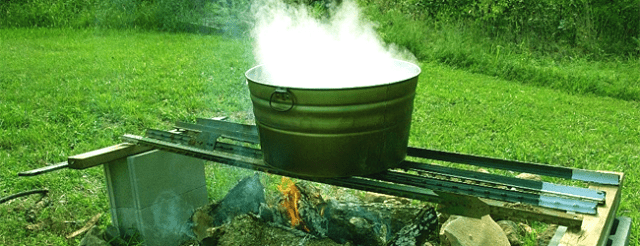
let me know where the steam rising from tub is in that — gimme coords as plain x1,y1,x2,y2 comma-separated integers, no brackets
251,0,418,89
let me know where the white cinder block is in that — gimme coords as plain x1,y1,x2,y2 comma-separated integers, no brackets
104,150,208,246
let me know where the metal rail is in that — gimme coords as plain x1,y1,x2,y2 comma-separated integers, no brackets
184,117,621,186
406,148,620,185
121,133,584,228
400,161,605,204
143,124,603,214
140,120,611,214
19,119,618,228
17,118,630,244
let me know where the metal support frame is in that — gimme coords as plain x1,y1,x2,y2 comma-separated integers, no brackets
17,118,631,246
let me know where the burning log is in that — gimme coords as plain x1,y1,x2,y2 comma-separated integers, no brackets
191,173,266,241
198,213,342,246
277,177,309,231
386,206,438,246
191,175,439,246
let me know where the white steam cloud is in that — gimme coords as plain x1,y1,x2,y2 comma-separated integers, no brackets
251,0,418,89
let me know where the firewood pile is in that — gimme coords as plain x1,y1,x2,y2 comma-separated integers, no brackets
75,173,544,246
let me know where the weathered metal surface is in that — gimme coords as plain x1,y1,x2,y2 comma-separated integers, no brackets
572,169,621,186
17,119,630,244
407,147,620,185
121,134,442,201
246,60,421,177
20,120,603,215
145,128,262,159
373,170,598,214
18,161,69,176
122,133,592,227
140,128,605,214
400,161,606,204
196,118,258,142
175,121,259,144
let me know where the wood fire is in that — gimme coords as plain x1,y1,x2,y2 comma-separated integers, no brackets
277,177,309,231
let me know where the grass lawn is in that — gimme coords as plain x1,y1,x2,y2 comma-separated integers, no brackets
1,28,638,245
411,63,640,245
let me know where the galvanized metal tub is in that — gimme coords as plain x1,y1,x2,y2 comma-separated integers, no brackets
246,60,421,177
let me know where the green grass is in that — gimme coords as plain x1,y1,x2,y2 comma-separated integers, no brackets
409,62,640,245
0,28,254,245
1,28,639,245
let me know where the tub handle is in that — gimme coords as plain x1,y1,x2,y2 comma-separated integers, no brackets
269,87,294,112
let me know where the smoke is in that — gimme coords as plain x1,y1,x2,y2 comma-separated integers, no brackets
251,0,418,88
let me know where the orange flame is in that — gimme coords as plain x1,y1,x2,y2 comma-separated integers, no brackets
277,177,309,231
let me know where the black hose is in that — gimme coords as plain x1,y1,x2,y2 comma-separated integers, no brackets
0,189,49,204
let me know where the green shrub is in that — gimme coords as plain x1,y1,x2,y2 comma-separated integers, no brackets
0,0,94,27
359,0,640,57
200,0,253,36
359,0,640,101
92,0,211,30
0,0,253,32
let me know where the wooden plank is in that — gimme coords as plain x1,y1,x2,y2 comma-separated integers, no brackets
559,171,624,246
67,143,153,169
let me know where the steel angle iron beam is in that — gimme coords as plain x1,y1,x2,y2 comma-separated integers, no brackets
122,133,585,228
145,128,261,159
17,129,587,228
131,128,600,214
174,119,618,185
122,133,597,214
407,147,620,185
18,126,255,177
196,118,258,138
120,134,441,203
149,124,600,210
175,121,259,144
400,161,606,204
147,127,595,213
372,170,598,214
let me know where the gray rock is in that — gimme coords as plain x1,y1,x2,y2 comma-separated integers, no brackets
439,215,510,246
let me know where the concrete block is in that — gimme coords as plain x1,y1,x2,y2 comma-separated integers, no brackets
104,150,208,246
608,216,632,246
